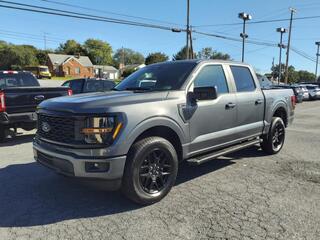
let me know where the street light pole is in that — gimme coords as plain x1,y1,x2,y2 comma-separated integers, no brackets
186,0,190,59
315,42,320,81
238,12,252,62
284,7,296,84
277,28,287,84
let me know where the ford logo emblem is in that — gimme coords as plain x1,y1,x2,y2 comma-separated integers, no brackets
41,122,51,133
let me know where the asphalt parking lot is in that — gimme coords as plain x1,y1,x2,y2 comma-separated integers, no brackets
0,101,320,240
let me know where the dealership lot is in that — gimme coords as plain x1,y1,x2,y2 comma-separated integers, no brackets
0,102,319,240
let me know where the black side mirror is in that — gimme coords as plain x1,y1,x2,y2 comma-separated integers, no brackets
193,86,217,101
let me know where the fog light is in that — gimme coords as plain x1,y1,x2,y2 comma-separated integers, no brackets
85,162,110,173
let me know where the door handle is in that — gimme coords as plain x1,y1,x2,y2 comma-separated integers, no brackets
225,102,236,109
255,99,263,105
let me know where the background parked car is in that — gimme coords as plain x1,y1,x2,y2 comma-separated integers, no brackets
62,78,116,94
300,84,320,100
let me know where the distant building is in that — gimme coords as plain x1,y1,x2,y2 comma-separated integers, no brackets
93,65,119,80
47,53,94,78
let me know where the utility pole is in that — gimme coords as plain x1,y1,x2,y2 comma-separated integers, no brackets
43,32,48,51
189,26,194,59
284,7,296,84
186,0,190,59
238,12,252,62
277,28,287,84
121,46,125,68
315,42,320,81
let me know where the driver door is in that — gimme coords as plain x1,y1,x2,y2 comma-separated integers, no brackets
188,64,237,155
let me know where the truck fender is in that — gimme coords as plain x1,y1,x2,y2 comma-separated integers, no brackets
120,116,187,155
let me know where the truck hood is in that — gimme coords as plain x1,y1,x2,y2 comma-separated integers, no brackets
39,90,169,114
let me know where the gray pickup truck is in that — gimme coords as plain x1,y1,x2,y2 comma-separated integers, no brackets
33,60,295,204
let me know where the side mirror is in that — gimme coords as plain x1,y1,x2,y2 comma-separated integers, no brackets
193,86,218,101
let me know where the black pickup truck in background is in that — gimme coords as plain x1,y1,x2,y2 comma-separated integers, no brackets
62,78,116,94
0,71,72,141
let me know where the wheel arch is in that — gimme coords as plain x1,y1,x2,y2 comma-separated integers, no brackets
123,117,187,161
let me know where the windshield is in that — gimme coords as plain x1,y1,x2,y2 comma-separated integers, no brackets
115,62,197,91
39,67,49,72
0,73,40,89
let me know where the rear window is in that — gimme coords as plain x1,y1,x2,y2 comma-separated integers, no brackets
84,80,104,92
0,72,39,89
230,66,256,92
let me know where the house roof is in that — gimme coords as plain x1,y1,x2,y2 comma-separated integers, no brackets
93,65,118,73
48,53,93,67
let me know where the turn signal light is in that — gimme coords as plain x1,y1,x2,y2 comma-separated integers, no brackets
67,89,73,96
0,91,5,112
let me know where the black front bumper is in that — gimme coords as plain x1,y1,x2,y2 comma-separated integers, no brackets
0,112,37,125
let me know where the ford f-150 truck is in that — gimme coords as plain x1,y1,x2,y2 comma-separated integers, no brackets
33,60,295,204
0,71,72,141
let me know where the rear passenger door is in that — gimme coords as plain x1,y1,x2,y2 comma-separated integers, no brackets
188,64,237,155
229,65,265,139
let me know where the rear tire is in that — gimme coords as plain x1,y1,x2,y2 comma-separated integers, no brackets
121,137,178,205
261,117,285,155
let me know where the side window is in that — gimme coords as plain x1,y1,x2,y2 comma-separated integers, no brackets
193,65,229,94
230,66,256,92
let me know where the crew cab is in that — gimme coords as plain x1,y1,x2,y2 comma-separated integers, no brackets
33,60,295,204
0,71,72,141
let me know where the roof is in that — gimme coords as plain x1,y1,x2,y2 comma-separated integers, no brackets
48,53,93,67
93,65,118,73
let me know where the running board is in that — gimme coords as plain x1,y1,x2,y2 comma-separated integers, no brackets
186,138,261,166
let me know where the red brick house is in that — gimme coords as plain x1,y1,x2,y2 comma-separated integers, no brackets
48,53,94,78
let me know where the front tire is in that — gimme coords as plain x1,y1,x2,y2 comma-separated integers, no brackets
261,117,285,155
121,137,178,205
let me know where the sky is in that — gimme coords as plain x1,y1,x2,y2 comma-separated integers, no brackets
0,0,319,74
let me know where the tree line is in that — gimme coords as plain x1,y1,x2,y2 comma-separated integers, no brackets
0,38,317,82
0,39,230,70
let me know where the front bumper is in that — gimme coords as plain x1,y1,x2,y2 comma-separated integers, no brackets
33,138,126,189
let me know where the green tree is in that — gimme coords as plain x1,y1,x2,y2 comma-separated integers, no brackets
145,52,168,65
0,44,39,70
57,39,86,55
36,49,51,65
197,47,231,60
83,39,113,65
122,68,137,78
173,46,187,60
113,48,144,67
296,70,316,82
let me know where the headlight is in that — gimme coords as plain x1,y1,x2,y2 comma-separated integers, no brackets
81,116,123,145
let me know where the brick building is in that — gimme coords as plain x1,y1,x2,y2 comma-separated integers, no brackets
48,53,94,78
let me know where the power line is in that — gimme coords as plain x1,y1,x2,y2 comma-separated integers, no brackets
194,15,320,28
0,0,316,65
39,0,183,27
0,1,184,32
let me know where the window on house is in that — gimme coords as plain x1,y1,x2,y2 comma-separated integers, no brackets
75,67,81,75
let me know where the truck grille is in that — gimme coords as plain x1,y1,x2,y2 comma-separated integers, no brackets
37,114,76,144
